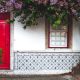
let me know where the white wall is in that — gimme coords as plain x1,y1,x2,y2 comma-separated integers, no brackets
1,17,80,75
13,18,80,51
73,20,80,50
14,18,45,51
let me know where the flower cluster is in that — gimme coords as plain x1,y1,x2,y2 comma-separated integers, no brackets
0,0,23,12
0,0,80,28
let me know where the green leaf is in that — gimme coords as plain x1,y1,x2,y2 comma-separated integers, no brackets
0,48,2,64
9,19,15,23
0,48,2,54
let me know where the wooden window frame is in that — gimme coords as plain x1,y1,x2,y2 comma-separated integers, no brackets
45,15,73,48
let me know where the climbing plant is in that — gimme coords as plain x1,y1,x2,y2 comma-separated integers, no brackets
0,0,80,28
0,48,2,64
72,62,80,75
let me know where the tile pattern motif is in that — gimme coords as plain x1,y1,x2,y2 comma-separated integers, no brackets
14,52,80,71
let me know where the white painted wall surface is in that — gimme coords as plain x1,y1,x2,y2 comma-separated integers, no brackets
14,18,45,51
14,18,80,51
73,20,80,50
1,18,80,75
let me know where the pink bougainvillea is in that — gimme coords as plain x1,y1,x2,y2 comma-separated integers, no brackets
0,0,80,28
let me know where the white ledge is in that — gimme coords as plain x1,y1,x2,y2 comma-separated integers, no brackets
14,50,80,53
0,70,71,75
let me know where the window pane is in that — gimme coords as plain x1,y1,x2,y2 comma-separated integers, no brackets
49,26,67,48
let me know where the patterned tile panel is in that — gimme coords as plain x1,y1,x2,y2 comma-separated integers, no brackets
14,52,80,71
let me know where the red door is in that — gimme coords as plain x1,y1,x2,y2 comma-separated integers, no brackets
0,13,10,70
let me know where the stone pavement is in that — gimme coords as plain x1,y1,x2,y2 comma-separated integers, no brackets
0,75,76,80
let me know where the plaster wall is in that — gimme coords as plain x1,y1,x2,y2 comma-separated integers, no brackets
0,18,80,75
13,18,80,51
14,18,45,51
72,20,80,50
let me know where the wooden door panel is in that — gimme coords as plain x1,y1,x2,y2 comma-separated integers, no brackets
0,20,10,69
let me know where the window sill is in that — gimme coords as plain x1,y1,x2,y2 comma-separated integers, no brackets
44,49,80,53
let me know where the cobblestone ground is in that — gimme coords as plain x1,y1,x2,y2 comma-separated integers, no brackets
0,75,77,80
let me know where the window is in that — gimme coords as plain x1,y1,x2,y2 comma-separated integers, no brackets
49,25,68,48
45,17,72,48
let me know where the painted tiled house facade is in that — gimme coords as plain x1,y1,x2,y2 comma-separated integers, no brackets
0,12,80,75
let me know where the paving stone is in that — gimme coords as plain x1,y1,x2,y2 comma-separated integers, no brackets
0,75,76,80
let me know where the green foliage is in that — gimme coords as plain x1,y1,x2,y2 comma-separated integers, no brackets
0,0,80,28
14,3,67,28
0,48,2,55
0,48,2,64
72,62,80,75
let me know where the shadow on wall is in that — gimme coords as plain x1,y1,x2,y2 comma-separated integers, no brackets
72,59,80,75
